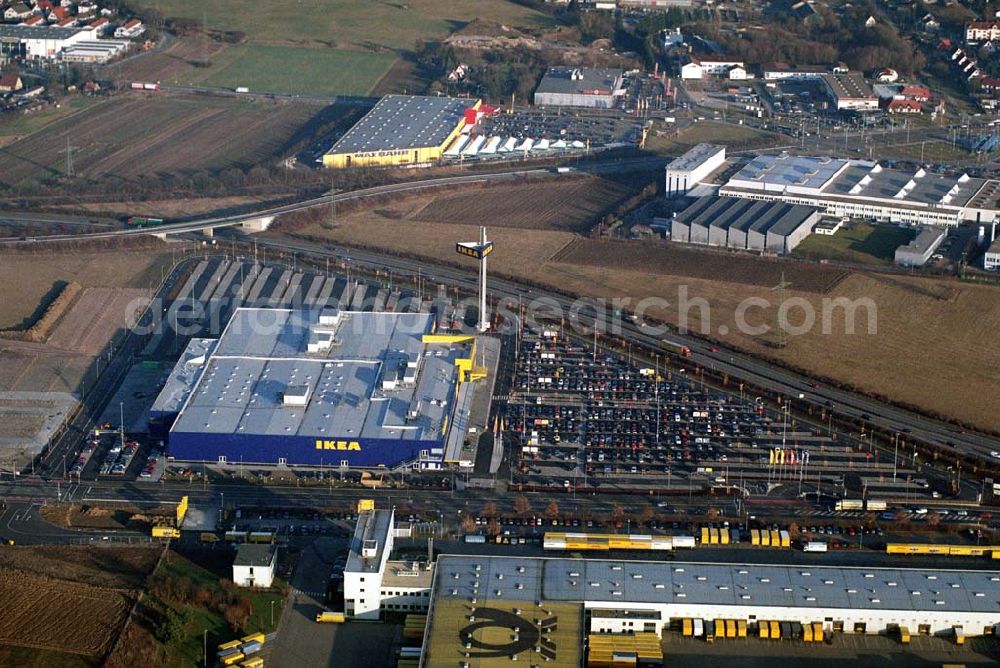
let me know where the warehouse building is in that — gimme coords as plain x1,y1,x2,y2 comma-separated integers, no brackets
894,227,946,267
0,25,87,59
323,94,480,168
152,308,487,469
670,196,819,253
719,153,1000,227
821,73,878,111
419,555,1000,666
61,39,129,63
533,67,624,109
664,143,726,196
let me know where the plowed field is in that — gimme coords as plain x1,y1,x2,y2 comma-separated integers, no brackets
0,96,315,187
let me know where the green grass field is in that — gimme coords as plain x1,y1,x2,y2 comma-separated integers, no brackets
153,551,286,666
134,0,550,48
645,120,782,155
794,221,916,265
180,45,395,96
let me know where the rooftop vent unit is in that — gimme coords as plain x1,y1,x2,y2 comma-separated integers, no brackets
361,539,378,558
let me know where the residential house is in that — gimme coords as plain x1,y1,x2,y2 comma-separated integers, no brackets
76,2,96,17
34,0,53,15
84,16,109,34
922,14,940,32
47,6,68,22
4,3,33,20
232,544,276,588
114,18,144,38
887,99,922,113
967,20,1000,43
727,64,748,80
980,76,1000,91
0,72,23,92
900,85,931,101
19,14,43,25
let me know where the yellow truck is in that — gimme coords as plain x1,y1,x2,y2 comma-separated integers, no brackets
736,620,747,638
200,532,219,543
316,611,346,624
241,632,265,645
769,621,780,640
750,529,760,546
682,619,693,637
701,527,710,545
152,525,180,539
899,626,911,644
241,659,264,668
725,619,736,638
221,652,244,667
759,621,770,639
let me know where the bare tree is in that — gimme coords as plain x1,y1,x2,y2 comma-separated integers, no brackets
787,522,801,541
544,500,560,519
482,502,498,518
706,507,720,522
514,495,531,516
461,514,475,533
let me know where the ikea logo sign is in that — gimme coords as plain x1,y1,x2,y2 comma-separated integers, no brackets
315,440,362,451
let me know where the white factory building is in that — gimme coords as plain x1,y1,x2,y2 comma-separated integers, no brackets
664,143,726,196
718,153,1000,227
343,505,432,620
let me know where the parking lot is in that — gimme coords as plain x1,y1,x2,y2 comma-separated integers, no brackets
504,326,931,503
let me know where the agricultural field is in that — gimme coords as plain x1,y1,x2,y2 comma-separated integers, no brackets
291,186,1000,432
410,177,644,232
0,546,159,664
794,222,916,265
0,96,319,188
0,97,101,143
127,0,550,95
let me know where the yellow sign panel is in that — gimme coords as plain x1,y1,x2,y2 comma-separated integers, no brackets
314,439,362,451
357,499,375,512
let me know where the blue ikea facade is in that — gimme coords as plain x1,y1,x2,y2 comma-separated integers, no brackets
169,430,442,468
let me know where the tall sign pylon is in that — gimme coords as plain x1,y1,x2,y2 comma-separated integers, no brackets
456,226,493,332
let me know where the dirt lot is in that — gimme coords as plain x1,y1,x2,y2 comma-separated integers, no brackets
410,177,643,232
0,95,318,187
295,192,1000,432
0,250,170,395
0,546,160,658
0,251,168,331
556,239,848,293
46,288,149,354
